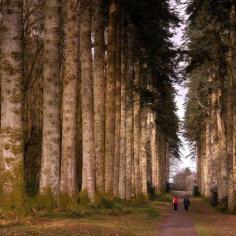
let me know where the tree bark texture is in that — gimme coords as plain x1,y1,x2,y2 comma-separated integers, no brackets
60,0,80,197
80,0,96,202
93,0,105,193
40,0,61,196
105,0,117,194
0,0,24,207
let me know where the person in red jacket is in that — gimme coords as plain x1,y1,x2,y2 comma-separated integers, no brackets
173,196,179,211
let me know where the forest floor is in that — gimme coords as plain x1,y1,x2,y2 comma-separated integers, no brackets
1,196,236,235
156,193,236,236
0,196,171,236
191,198,236,236
156,199,197,236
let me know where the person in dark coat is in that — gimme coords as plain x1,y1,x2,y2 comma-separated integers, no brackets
183,195,191,211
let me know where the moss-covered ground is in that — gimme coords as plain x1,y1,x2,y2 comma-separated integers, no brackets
0,195,171,236
191,198,236,236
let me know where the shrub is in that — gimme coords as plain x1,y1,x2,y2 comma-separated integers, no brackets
218,197,228,212
166,182,170,193
130,194,147,206
156,193,172,202
210,186,218,207
193,185,200,197
147,182,158,200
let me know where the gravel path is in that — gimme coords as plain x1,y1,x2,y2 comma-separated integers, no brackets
156,195,197,236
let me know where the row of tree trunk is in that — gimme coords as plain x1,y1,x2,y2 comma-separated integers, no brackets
0,0,170,207
196,5,236,212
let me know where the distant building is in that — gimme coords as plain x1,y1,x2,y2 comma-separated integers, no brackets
173,168,196,191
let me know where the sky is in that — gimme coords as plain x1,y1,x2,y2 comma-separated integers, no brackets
170,0,196,173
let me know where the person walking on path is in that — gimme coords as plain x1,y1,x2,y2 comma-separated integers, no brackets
183,195,191,211
173,196,179,211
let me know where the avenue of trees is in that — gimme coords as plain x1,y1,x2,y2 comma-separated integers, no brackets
184,0,236,211
0,0,180,209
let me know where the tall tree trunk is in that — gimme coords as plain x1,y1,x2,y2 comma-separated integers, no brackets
210,74,218,192
93,0,105,194
216,97,228,205
118,9,126,199
155,128,161,190
140,110,147,195
60,0,80,197
204,119,212,197
80,0,95,202
105,0,117,194
151,115,157,187
215,71,228,206
196,140,202,192
133,60,141,195
125,25,134,201
140,80,148,195
77,75,83,191
40,0,61,196
229,4,236,212
114,4,121,197
165,143,170,186
146,112,152,184
227,62,234,210
162,137,167,190
201,135,206,195
0,0,24,207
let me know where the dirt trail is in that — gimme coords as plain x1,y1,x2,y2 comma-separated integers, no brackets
156,192,197,236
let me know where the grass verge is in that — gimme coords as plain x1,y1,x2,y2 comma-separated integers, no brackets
191,198,236,236
0,198,170,236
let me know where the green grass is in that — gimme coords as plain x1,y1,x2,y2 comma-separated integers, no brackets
156,193,172,202
195,224,213,236
0,198,166,236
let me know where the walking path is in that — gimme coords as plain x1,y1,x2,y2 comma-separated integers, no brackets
156,192,197,236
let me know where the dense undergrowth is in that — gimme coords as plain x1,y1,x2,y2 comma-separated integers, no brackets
0,189,171,220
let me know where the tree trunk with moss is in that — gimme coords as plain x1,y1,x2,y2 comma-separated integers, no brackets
105,0,117,194
0,0,24,207
93,0,105,194
114,5,121,197
60,0,80,197
151,114,157,187
146,111,153,185
125,25,134,201
118,9,126,199
133,60,141,195
40,0,61,196
140,106,147,195
204,119,212,197
215,83,228,206
80,0,96,202
228,4,236,212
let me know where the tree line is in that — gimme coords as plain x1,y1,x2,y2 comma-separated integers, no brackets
184,0,236,211
0,0,180,209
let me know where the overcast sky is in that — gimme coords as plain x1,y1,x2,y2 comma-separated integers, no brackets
170,0,196,172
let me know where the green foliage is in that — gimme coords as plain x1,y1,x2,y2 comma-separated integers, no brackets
147,182,158,200
130,194,147,206
184,0,235,158
142,206,160,218
193,185,200,197
58,193,79,210
210,187,218,207
122,0,181,159
147,182,172,202
99,197,114,209
166,182,171,193
156,193,172,203
78,190,90,206
28,191,58,212
218,197,228,212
